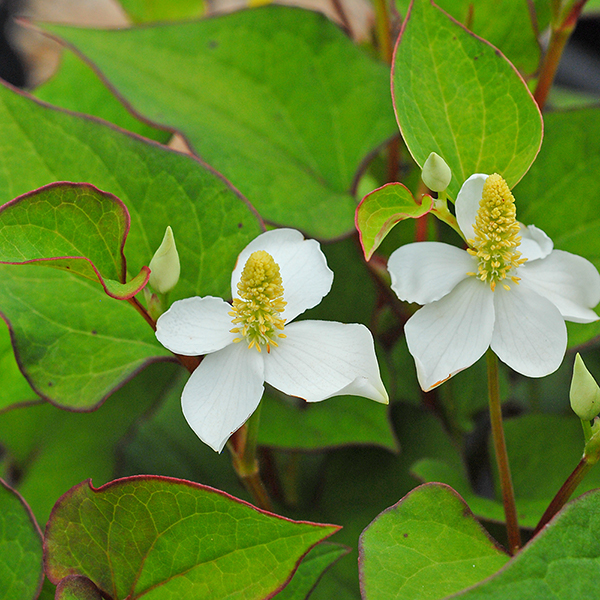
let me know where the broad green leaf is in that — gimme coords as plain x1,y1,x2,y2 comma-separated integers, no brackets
0,362,178,522
393,0,543,199
117,0,205,22
0,264,169,410
456,489,600,599
43,6,397,238
0,182,148,299
56,576,103,600
260,392,397,452
514,108,600,346
45,476,340,600
273,543,349,600
359,483,509,600
33,49,170,143
356,183,433,260
0,82,262,408
0,319,40,414
0,480,44,600
395,0,549,74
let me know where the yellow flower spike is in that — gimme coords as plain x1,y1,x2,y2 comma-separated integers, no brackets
229,250,287,352
466,174,527,291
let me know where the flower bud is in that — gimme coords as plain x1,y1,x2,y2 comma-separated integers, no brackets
570,353,600,421
422,152,452,192
149,226,180,294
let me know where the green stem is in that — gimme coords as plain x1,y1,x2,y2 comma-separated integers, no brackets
228,402,274,511
533,0,587,111
373,0,393,64
582,418,594,444
487,350,521,554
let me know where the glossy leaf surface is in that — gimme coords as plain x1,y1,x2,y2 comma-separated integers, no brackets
45,476,339,599
392,0,542,199
0,480,44,600
359,483,509,599
356,183,433,260
0,182,148,299
43,6,397,238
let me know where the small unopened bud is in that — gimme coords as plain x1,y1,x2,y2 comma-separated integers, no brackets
149,226,180,294
570,353,600,421
422,152,452,192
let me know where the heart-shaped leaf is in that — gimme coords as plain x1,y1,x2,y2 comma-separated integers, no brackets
0,182,148,299
356,183,433,260
358,483,509,600
392,0,543,199
0,82,262,409
455,489,600,599
0,479,44,600
41,6,397,239
45,476,340,600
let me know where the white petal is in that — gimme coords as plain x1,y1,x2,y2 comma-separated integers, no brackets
231,228,333,323
518,250,600,323
405,277,495,391
181,343,265,452
518,224,553,261
155,296,235,356
455,173,488,240
491,285,567,378
263,320,388,404
388,242,475,304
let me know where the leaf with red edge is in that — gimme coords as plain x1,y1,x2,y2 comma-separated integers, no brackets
0,182,148,300
44,476,340,600
356,183,433,260
0,479,44,600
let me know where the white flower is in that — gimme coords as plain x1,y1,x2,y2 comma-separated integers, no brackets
388,173,600,392
156,228,388,452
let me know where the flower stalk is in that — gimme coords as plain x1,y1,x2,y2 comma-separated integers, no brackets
487,349,521,554
534,0,588,111
228,403,274,512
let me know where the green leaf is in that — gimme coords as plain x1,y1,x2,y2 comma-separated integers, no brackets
456,489,600,599
0,362,179,522
514,108,600,346
0,319,40,414
0,182,148,299
117,0,205,22
358,483,509,600
33,49,170,143
0,264,169,409
392,0,543,199
0,480,44,600
259,392,397,452
55,576,103,600
45,476,340,600
356,183,433,260
395,0,549,75
0,82,262,408
273,543,349,600
42,6,397,238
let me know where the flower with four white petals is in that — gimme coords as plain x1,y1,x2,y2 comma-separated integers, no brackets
387,173,600,392
156,228,388,452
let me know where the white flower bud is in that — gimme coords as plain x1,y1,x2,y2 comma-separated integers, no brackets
422,152,452,192
570,353,600,421
149,226,180,294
